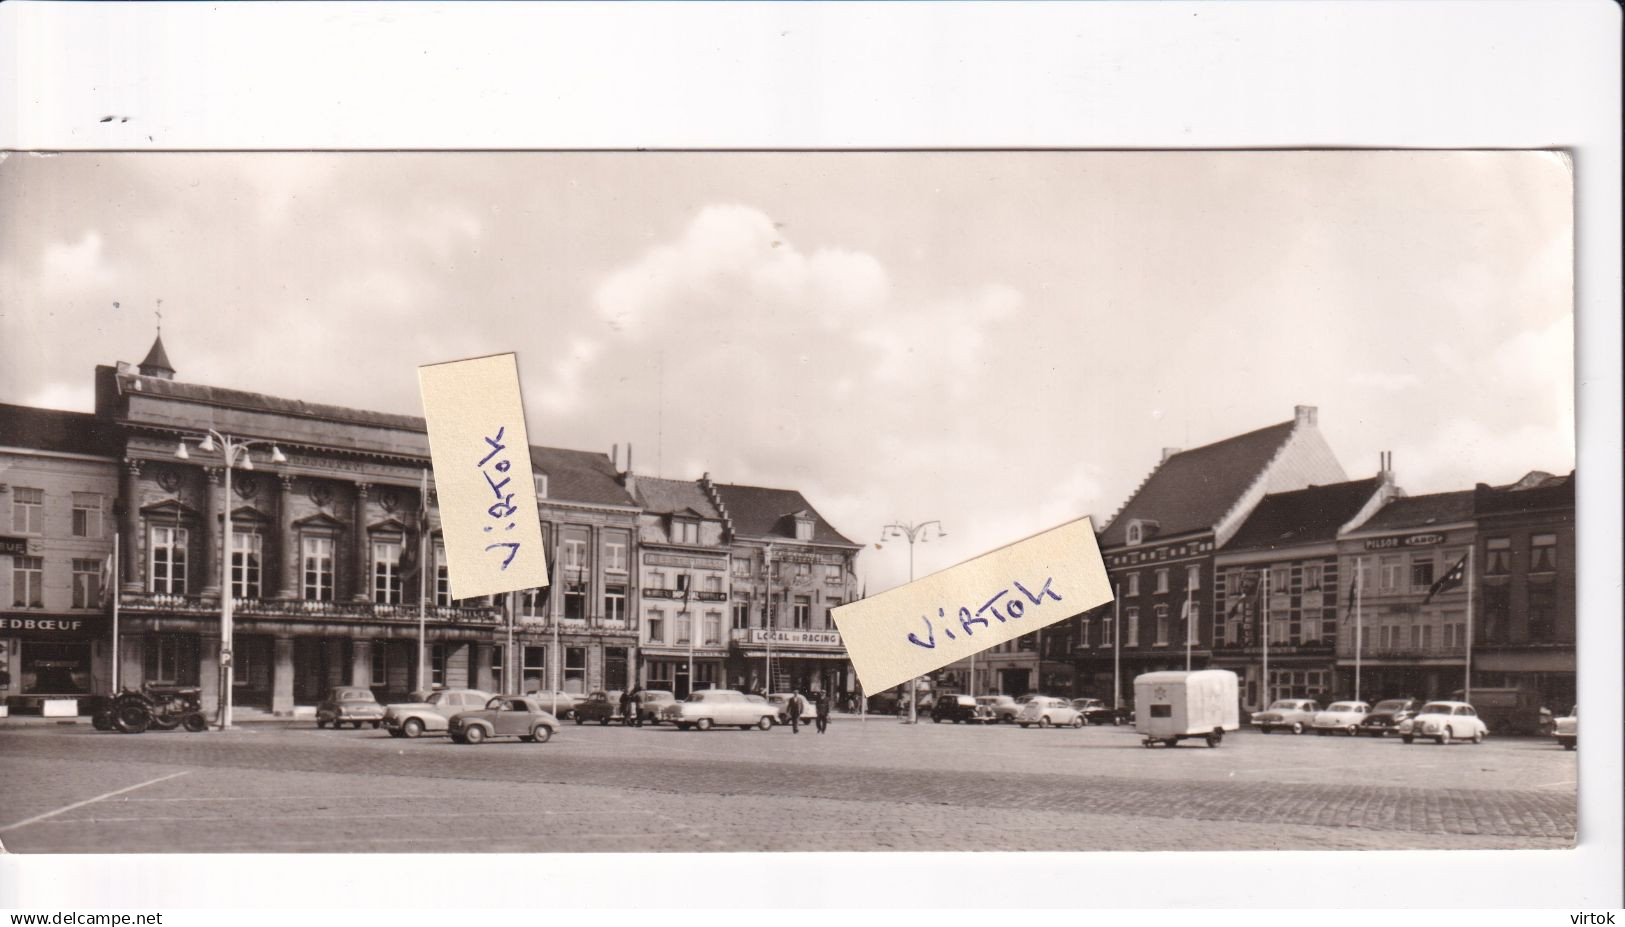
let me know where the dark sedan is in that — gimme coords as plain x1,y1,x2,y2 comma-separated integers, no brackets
572,690,626,725
931,694,993,724
1359,698,1426,736
1071,698,1131,726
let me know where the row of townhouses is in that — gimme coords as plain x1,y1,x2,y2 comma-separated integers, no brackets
0,336,861,717
936,405,1575,714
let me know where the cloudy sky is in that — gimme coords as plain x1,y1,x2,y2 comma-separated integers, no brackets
0,151,1574,591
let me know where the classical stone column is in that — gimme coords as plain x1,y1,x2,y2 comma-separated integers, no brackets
120,459,143,592
199,632,222,715
470,642,493,693
200,468,223,596
277,475,299,598
351,482,371,603
350,639,373,688
271,634,297,715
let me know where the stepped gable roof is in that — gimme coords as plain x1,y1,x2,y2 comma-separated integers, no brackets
634,477,720,518
1224,477,1382,552
712,483,857,547
0,403,121,457
1100,420,1296,548
139,334,175,375
1358,490,1476,533
528,446,636,508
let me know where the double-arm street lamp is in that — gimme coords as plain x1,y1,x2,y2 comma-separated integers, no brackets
176,431,286,730
876,519,946,724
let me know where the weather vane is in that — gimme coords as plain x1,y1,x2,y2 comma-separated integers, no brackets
155,298,164,334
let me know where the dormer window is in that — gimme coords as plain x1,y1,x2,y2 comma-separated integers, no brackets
794,513,814,542
1126,519,1158,546
672,518,699,545
534,472,548,499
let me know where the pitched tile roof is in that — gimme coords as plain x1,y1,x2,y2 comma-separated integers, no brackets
1100,421,1296,548
0,403,122,457
1474,470,1574,518
121,373,424,431
1223,477,1383,552
634,476,720,518
1357,490,1476,533
529,446,636,508
711,483,857,547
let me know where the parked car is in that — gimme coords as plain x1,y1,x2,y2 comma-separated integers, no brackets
316,686,385,729
660,689,779,731
1553,706,1576,750
572,690,626,725
1358,698,1425,737
1250,699,1320,734
524,689,583,721
1311,700,1370,735
1449,686,1547,736
383,688,493,738
1399,701,1489,745
447,695,560,744
767,692,817,725
1017,696,1085,729
1071,698,1129,726
977,694,1022,724
931,694,993,724
635,689,676,725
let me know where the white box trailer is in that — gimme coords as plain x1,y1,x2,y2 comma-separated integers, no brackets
1134,670,1240,748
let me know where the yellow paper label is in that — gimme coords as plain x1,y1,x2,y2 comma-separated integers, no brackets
417,353,550,599
831,517,1110,694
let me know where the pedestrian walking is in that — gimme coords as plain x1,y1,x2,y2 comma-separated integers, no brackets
815,690,830,734
787,691,803,734
619,687,634,727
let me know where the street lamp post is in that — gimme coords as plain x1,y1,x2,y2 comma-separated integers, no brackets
175,431,286,730
876,519,946,724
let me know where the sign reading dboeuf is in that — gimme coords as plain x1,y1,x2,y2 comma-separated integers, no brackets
830,517,1111,695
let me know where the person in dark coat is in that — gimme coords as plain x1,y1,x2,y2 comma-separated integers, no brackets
815,690,831,734
787,691,803,733
619,688,634,727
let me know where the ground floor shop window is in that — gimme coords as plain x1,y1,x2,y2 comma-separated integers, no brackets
431,643,447,687
1267,668,1330,703
695,661,722,689
564,646,586,692
144,633,199,686
522,646,546,692
490,645,504,690
20,641,92,694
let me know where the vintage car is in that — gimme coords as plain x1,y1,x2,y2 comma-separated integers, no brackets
1311,700,1370,735
635,689,676,725
931,694,993,724
1250,698,1321,734
316,686,386,729
1553,706,1576,750
659,689,778,731
524,689,584,720
1399,701,1489,745
382,688,493,738
447,695,560,744
767,692,817,725
1071,698,1130,726
1358,698,1425,737
1017,696,1085,728
976,694,1022,724
572,690,626,725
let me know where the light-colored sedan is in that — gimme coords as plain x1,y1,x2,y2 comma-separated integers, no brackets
659,689,779,731
1400,701,1489,745
447,695,561,745
1251,699,1321,734
1016,696,1085,729
1311,700,1370,736
1554,706,1576,750
977,695,1022,724
526,689,584,720
383,688,493,738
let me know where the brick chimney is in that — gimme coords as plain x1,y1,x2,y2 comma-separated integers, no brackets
1294,405,1318,427
619,443,636,496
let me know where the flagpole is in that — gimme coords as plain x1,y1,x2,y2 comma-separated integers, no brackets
1262,568,1270,708
1464,545,1475,704
1113,584,1121,710
1354,556,1363,704
506,590,515,693
418,470,429,691
1183,581,1193,672
110,532,120,695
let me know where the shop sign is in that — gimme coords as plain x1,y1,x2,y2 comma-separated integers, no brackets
0,615,105,638
0,536,29,557
748,628,842,647
642,553,726,571
1363,532,1445,550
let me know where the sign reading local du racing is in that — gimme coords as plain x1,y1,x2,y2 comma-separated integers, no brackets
418,352,550,600
831,517,1112,694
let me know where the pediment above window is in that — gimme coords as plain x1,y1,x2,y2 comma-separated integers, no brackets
293,512,346,531
140,498,198,521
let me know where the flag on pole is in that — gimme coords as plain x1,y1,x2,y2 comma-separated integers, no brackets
98,550,114,607
1424,553,1468,604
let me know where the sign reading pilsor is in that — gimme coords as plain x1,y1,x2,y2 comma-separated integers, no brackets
417,353,549,600
830,517,1112,695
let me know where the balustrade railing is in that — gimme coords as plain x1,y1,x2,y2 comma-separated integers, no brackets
118,591,502,625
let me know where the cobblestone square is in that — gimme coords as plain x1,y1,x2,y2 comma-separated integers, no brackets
0,717,1577,853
